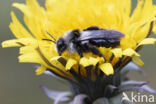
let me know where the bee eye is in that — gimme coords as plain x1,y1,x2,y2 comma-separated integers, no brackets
57,38,65,48
56,38,67,55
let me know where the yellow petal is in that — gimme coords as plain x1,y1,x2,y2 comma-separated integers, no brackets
123,48,140,57
65,58,77,71
10,12,32,38
35,47,64,74
111,48,122,58
120,36,137,49
50,56,62,61
2,39,21,48
130,0,144,23
12,3,30,16
97,57,105,64
2,38,38,48
18,52,41,63
20,46,36,54
35,65,46,75
37,45,57,61
132,56,144,66
50,56,65,70
79,57,90,67
18,38,37,46
99,63,114,76
99,47,112,61
14,0,48,40
80,57,99,67
138,38,156,46
89,57,99,66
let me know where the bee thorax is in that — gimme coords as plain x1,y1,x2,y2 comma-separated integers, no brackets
67,43,77,52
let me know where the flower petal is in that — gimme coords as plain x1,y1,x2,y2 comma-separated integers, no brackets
2,39,21,48
13,0,49,39
65,58,77,71
141,85,156,94
71,94,89,104
80,57,99,67
36,65,46,75
18,52,41,63
121,62,145,80
20,46,36,54
50,56,65,70
99,63,114,76
111,48,122,58
2,38,39,48
123,48,140,56
40,85,71,103
138,38,156,46
132,56,144,66
12,3,30,16
118,80,147,93
10,12,32,38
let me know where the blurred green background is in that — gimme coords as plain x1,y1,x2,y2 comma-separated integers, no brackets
0,0,156,104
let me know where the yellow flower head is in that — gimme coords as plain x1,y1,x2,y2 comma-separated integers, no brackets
2,0,156,83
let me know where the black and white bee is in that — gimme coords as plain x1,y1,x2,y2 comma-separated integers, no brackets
43,26,124,57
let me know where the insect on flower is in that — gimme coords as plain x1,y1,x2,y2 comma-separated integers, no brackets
2,0,156,103
43,26,124,57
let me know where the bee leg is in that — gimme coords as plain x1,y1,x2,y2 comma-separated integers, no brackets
76,45,83,57
88,46,103,57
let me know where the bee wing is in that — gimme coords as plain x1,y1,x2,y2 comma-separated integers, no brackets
78,29,124,41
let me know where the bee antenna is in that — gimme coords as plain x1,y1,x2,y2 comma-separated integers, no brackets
46,31,56,42
42,39,56,44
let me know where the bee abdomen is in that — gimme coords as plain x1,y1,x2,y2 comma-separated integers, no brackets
89,39,120,48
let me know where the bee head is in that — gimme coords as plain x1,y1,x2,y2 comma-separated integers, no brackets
56,38,67,55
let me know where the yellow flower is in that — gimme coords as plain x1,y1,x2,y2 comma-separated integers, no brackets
2,0,156,84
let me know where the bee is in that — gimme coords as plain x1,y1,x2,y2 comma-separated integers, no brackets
43,26,124,57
